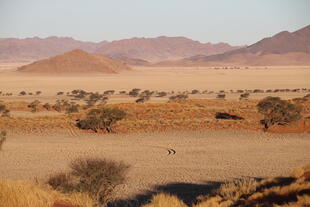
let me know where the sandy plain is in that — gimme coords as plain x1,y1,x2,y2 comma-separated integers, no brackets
0,130,309,202
0,66,310,104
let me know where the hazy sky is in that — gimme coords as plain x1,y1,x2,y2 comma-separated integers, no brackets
0,0,309,45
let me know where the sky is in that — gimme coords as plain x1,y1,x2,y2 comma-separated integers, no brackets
0,0,309,46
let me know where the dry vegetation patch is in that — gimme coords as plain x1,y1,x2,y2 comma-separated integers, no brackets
0,179,93,207
0,99,309,134
142,166,310,207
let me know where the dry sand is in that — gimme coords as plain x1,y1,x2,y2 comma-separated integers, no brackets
0,130,309,200
0,66,310,95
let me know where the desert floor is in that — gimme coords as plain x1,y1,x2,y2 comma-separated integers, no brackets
0,130,309,202
0,66,310,102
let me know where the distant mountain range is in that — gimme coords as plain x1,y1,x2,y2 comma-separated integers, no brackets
0,36,108,62
2,25,310,66
0,36,240,63
176,25,310,66
95,36,241,62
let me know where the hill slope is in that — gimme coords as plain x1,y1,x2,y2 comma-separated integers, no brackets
17,49,130,74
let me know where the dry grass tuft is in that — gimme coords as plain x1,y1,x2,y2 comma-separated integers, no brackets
214,177,258,201
0,179,93,207
142,193,188,207
290,164,310,179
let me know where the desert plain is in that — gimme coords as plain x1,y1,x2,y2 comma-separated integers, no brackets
0,64,310,205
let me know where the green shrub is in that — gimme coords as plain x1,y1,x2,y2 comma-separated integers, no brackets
257,97,302,130
48,157,129,205
77,108,126,133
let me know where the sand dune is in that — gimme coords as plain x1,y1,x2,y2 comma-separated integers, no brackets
17,50,131,74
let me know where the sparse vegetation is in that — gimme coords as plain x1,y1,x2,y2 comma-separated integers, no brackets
216,94,226,99
143,166,310,207
215,112,244,120
48,157,129,205
65,102,80,114
142,193,187,207
191,89,200,94
169,94,188,102
214,177,258,201
104,90,115,95
129,88,141,97
77,108,126,132
239,92,250,100
0,104,10,117
156,91,167,97
28,100,41,113
257,97,302,130
0,130,7,151
35,91,42,95
43,103,51,111
19,91,27,96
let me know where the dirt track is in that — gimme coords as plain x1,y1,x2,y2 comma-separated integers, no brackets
0,130,309,199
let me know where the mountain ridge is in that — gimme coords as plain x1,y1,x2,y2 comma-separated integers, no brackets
0,36,241,63
177,25,310,66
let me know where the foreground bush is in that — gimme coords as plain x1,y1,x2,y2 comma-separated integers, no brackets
257,97,302,130
77,108,126,133
48,157,129,205
0,179,93,207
